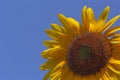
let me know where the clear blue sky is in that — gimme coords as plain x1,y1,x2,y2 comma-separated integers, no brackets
0,0,120,80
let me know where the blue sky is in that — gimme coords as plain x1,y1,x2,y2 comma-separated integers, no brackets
0,0,120,80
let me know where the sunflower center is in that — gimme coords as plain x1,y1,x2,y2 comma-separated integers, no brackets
67,32,111,76
78,46,91,60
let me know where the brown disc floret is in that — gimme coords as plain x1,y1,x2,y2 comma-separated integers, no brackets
67,32,111,76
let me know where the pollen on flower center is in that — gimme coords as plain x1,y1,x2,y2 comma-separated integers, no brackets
78,46,91,60
67,32,111,76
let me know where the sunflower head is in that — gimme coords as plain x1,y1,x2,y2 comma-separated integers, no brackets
41,6,120,80
67,32,112,76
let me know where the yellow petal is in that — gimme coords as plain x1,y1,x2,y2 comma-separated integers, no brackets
89,73,102,80
104,26,120,37
50,61,66,78
99,68,109,80
94,72,102,80
45,29,70,43
110,40,120,44
107,33,120,37
110,37,120,41
57,14,73,30
41,46,66,59
43,40,59,48
81,6,89,33
97,6,110,32
44,27,73,47
100,74,109,80
87,8,96,23
52,60,66,72
81,77,88,80
42,61,65,80
87,8,96,32
61,66,69,80
51,23,63,32
109,58,120,64
60,67,74,80
50,71,61,80
111,46,120,60
105,70,118,80
98,6,110,23
107,64,120,74
45,29,67,39
51,23,76,40
73,75,82,80
43,70,52,80
59,65,69,79
102,15,120,32
40,59,61,70
67,18,80,34
57,13,76,37
45,29,59,40
110,36,120,44
60,64,74,80
107,63,120,79
116,75,120,80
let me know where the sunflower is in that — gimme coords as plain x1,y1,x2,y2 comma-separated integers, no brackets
40,6,120,80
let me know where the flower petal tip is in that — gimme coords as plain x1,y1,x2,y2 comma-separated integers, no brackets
104,6,110,12
83,6,87,8
58,13,65,18
117,15,120,18
40,66,45,70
